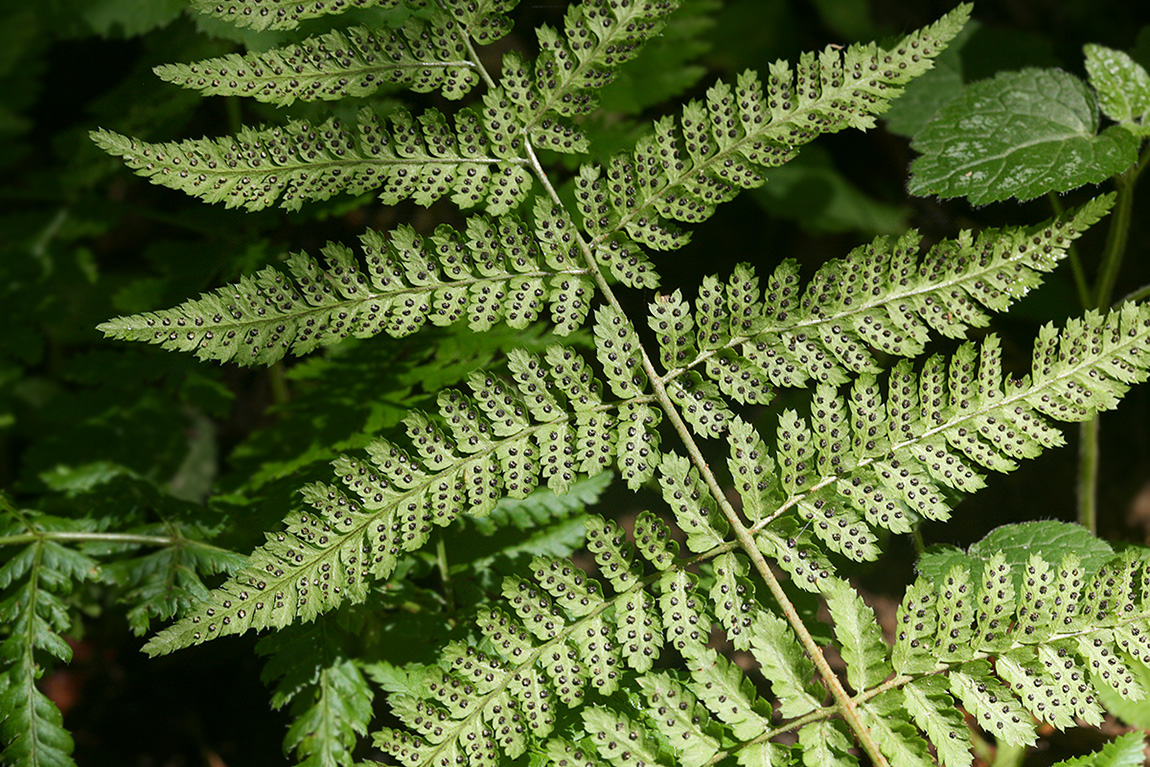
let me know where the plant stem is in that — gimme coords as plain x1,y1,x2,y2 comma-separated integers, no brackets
1076,148,1146,531
435,532,456,616
0,530,237,555
519,137,891,767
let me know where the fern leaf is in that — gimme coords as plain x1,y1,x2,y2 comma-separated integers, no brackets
890,548,1150,753
0,505,102,767
823,579,889,691
258,620,373,767
99,209,592,365
658,197,1112,390
859,690,934,767
1049,733,1147,767
142,347,655,654
189,0,517,39
92,101,534,213
371,529,698,767
635,672,720,767
156,17,481,105
188,0,401,31
526,0,676,132
688,648,772,741
747,301,1150,564
748,609,824,718
580,5,971,251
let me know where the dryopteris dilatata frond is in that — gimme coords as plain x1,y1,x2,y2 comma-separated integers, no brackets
369,522,1150,767
87,1,1150,764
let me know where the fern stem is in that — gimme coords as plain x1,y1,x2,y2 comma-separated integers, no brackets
435,532,455,616
1077,418,1100,535
0,530,237,554
1115,281,1150,306
444,0,497,91
519,132,892,767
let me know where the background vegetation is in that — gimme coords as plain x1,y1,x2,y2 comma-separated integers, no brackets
3,0,1150,764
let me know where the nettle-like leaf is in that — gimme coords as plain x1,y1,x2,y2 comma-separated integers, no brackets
0,504,102,767
142,346,658,654
98,203,593,365
157,16,481,105
908,68,1140,204
92,98,535,213
657,197,1111,397
576,4,970,252
1084,44,1150,137
748,302,1150,573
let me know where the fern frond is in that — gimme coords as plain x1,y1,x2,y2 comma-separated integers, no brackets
189,0,517,39
890,548,1150,758
142,346,656,654
743,301,1150,571
0,505,102,767
188,0,398,31
156,16,481,105
576,4,971,251
92,99,534,213
258,620,374,767
656,196,1112,393
99,204,592,365
509,0,680,154
372,516,712,767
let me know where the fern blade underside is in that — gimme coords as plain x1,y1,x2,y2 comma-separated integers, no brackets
83,2,1150,766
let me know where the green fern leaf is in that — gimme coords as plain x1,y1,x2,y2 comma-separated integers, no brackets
98,210,592,365
92,101,534,213
748,609,824,718
371,540,698,767
579,5,971,251
156,17,481,105
521,0,682,149
258,620,373,767
635,672,720,767
142,347,654,654
0,504,102,767
687,648,772,741
746,301,1150,565
1049,733,1147,767
823,578,889,691
188,0,401,31
659,197,1112,392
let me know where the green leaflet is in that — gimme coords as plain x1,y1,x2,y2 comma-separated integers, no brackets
141,346,657,654
99,208,592,366
579,5,971,252
156,19,482,104
908,68,1140,203
823,579,889,692
0,503,102,767
1049,732,1147,767
92,102,536,214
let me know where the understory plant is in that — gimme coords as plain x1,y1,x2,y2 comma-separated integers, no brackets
5,1,1150,766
